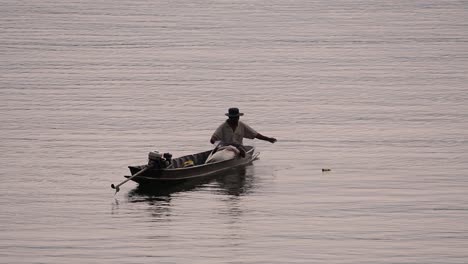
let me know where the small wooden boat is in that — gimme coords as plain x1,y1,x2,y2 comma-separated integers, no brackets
122,145,259,187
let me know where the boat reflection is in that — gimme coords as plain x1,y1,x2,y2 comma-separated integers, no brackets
127,165,256,201
212,166,256,196
124,166,258,221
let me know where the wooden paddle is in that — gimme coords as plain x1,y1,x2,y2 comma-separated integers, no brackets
111,167,147,194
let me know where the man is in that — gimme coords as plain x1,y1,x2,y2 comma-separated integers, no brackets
210,107,277,145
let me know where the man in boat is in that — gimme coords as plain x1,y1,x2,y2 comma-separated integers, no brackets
210,107,277,146
205,107,276,163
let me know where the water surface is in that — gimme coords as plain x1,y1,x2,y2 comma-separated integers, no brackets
1,1,467,263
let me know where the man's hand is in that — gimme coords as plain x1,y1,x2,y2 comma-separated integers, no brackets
268,137,277,143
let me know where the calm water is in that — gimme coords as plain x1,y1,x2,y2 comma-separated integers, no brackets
1,0,467,263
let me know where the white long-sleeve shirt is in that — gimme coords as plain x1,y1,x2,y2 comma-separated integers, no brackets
211,120,258,145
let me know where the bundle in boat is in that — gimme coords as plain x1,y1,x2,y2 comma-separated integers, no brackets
205,145,241,163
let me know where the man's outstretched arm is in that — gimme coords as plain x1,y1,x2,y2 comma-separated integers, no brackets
255,133,277,143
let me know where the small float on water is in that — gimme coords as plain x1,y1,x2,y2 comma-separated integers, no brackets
111,144,259,193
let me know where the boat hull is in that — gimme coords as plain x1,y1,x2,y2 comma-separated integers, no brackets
126,146,259,186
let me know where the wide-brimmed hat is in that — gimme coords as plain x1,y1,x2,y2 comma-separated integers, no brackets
225,107,244,117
